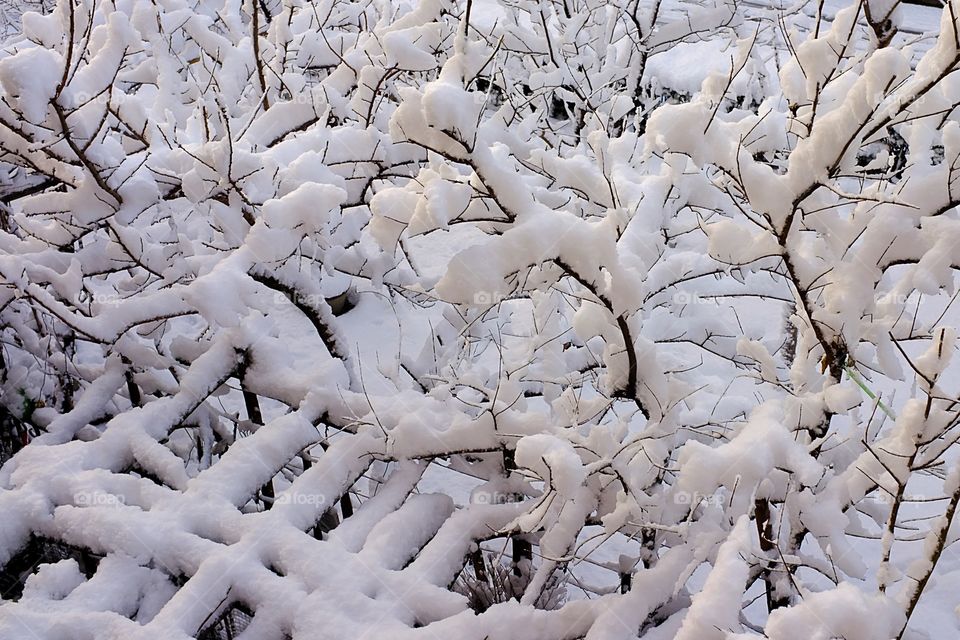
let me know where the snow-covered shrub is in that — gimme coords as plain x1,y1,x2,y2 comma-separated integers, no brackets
0,0,54,40
1,0,960,638
453,551,566,613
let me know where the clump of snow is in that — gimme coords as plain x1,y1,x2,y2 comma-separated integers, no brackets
0,46,61,123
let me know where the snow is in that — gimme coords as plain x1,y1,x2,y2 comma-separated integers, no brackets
707,219,781,265
1,0,959,638
514,434,586,497
674,518,751,640
0,45,61,123
763,583,904,640
645,39,747,97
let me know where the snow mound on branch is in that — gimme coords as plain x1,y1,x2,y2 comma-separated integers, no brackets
0,46,61,123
